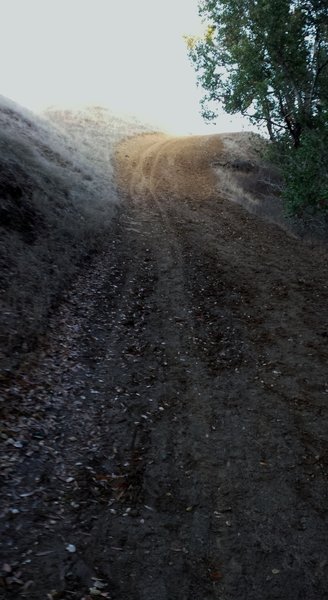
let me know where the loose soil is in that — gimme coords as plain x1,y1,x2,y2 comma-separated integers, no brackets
1,132,328,600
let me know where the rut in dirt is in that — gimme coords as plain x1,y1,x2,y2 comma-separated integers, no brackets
1,132,328,600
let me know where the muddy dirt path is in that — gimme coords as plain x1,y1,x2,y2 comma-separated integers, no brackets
1,133,328,600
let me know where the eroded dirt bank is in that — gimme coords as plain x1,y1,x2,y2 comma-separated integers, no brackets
1,132,328,599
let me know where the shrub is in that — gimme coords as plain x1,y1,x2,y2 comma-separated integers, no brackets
269,127,328,216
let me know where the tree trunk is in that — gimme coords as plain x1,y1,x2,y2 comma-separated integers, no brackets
265,118,275,142
284,115,302,148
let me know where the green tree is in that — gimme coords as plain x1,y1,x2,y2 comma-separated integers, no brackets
187,0,328,147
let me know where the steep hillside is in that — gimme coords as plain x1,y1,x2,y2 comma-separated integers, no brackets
0,98,152,371
1,127,327,600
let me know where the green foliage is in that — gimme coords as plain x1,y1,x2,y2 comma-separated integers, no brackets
270,127,328,215
187,0,328,214
187,0,328,146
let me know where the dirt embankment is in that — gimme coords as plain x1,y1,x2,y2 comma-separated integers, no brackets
1,131,328,600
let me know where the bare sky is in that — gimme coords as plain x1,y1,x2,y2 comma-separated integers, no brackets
0,0,251,134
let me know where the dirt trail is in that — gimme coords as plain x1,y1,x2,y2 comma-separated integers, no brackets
117,132,222,202
1,132,328,600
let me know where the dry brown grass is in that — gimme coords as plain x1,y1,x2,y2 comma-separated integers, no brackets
214,132,328,244
213,132,286,223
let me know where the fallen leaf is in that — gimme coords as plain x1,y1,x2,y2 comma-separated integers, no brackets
209,570,223,581
92,579,107,590
2,564,12,574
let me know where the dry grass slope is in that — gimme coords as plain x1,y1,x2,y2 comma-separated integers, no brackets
0,98,152,372
217,132,328,241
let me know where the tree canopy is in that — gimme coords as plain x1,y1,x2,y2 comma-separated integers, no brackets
187,0,328,147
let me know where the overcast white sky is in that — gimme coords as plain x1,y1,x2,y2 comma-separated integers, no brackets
0,0,252,134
